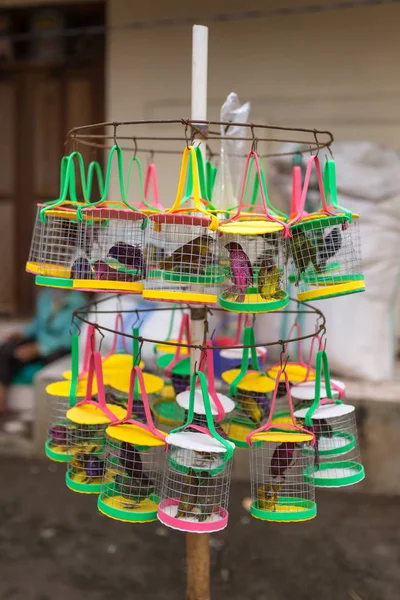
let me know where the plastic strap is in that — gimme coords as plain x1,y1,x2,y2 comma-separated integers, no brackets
304,351,338,427
247,369,315,447
168,146,219,231
206,160,217,201
77,350,118,421
69,334,79,408
250,155,288,220
174,372,234,460
165,313,191,377
289,165,304,220
227,151,290,235
205,342,225,422
119,366,166,441
282,321,304,367
142,163,164,212
229,327,259,396
104,313,128,359
323,159,353,223
233,314,244,346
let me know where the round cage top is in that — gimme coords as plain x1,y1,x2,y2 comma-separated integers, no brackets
67,403,126,425
106,422,166,447
219,347,267,362
79,203,147,222
176,389,235,416
218,220,285,236
46,379,93,397
108,371,164,396
267,364,316,383
149,212,213,228
167,431,235,454
291,382,339,401
63,354,145,380
222,369,276,394
294,402,355,420
39,202,84,221
251,430,314,444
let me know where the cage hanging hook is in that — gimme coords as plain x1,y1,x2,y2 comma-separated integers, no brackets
113,122,118,147
134,338,144,367
181,119,190,147
313,130,320,157
69,315,81,337
132,137,138,159
250,124,258,153
148,149,155,166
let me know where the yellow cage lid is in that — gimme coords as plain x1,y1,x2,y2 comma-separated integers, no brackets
221,369,276,393
46,379,95,397
106,422,166,447
108,371,164,396
267,364,316,383
67,403,126,425
218,219,284,236
252,430,313,443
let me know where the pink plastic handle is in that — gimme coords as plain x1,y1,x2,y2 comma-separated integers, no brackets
290,165,307,220
165,313,191,377
247,369,315,446
104,313,130,359
122,366,165,441
289,155,336,227
228,151,290,235
298,333,321,383
182,423,216,438
284,321,305,366
142,163,164,212
233,314,244,345
77,350,119,421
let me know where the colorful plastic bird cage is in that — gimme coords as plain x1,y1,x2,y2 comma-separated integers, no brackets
143,146,221,305
98,366,167,523
221,327,275,447
294,351,364,488
247,369,317,522
158,372,234,533
288,155,365,302
218,151,289,313
65,351,126,494
26,152,104,288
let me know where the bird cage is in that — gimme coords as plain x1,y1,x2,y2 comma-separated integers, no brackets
288,155,365,302
221,327,275,448
65,350,126,494
157,313,191,396
143,146,221,305
247,369,317,523
294,351,364,488
98,366,167,523
26,152,101,288
176,344,235,439
158,372,235,533
218,151,290,313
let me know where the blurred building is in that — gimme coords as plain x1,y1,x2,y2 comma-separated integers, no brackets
1,0,399,316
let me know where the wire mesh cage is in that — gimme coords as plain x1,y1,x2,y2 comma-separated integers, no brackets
98,427,166,522
27,202,89,288
294,351,364,488
45,379,88,463
288,156,365,303
248,370,317,522
158,372,235,533
143,146,221,305
98,367,167,522
220,327,275,447
218,151,290,313
65,351,126,494
73,202,147,293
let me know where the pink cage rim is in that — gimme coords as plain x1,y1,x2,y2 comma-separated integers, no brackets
157,498,228,533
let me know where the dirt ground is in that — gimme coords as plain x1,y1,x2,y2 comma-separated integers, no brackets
0,458,398,600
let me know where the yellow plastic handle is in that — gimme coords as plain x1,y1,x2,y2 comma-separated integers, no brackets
168,146,219,231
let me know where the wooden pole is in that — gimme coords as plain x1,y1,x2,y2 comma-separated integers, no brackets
187,24,211,600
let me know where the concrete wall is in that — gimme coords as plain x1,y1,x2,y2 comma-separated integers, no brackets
107,0,400,200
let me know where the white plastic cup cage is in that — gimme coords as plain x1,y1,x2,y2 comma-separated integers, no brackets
158,372,235,533
65,350,126,494
98,366,167,523
288,156,365,303
218,151,290,313
143,146,221,306
248,370,317,523
294,350,364,488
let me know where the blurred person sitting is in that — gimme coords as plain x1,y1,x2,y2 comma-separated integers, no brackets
0,288,86,415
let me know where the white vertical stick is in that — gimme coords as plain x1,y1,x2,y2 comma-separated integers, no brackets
190,24,209,372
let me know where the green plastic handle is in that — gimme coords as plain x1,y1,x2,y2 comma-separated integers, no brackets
323,160,353,223
250,156,287,220
173,371,234,461
206,160,217,201
69,334,80,408
179,147,217,210
229,327,259,396
132,326,140,401
304,350,338,427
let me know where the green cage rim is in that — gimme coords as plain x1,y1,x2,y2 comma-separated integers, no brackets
36,275,73,288
303,460,365,487
65,470,102,494
97,483,160,523
219,290,289,314
45,440,75,462
250,498,317,522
